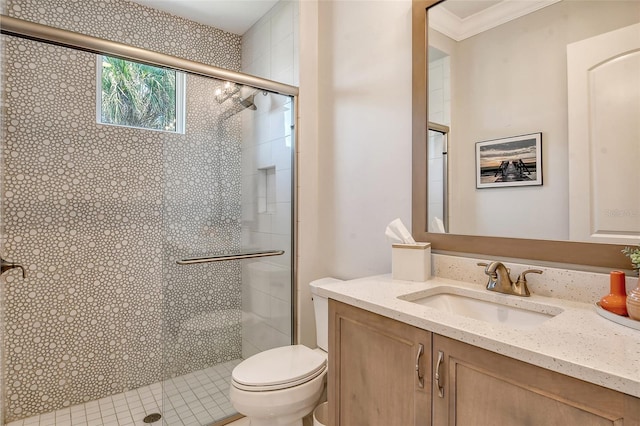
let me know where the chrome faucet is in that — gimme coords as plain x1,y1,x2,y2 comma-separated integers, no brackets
477,261,542,297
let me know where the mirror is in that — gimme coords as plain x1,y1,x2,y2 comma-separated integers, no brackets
411,0,638,269
426,0,639,244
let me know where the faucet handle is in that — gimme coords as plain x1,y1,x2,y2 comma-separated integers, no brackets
477,262,493,272
477,262,495,278
518,269,543,283
477,262,510,276
514,269,542,296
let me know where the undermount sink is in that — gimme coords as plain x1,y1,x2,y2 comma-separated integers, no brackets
400,286,563,328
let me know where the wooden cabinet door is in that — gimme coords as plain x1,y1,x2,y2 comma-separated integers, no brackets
329,300,432,426
432,334,640,426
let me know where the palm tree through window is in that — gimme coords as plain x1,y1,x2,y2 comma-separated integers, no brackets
98,56,185,132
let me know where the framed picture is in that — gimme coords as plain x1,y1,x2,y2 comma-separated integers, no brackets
476,133,542,189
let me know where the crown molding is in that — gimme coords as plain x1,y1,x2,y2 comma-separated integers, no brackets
429,0,562,41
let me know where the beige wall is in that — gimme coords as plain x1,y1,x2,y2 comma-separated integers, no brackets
297,0,322,347
297,0,414,346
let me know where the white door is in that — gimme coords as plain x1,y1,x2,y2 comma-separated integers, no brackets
567,23,640,244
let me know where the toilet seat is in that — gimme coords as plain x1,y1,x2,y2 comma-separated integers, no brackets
232,345,327,392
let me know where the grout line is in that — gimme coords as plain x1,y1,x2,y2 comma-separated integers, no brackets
6,359,243,426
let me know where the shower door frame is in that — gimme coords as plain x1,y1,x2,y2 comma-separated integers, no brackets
0,13,300,423
427,122,449,233
0,15,298,97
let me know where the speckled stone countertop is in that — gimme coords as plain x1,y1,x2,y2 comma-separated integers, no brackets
316,274,640,398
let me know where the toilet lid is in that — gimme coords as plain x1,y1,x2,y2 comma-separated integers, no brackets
232,345,327,391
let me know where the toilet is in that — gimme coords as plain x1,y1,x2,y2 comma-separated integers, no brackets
229,277,341,426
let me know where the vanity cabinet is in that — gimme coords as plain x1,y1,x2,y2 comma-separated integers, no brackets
432,335,640,425
328,300,640,426
328,300,432,426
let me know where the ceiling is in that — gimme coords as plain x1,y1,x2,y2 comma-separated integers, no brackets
128,0,279,35
431,0,562,41
441,0,502,19
127,0,561,40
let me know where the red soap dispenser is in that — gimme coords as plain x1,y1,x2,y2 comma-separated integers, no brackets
599,271,628,316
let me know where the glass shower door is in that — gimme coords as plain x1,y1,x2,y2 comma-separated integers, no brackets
160,71,295,425
1,31,295,426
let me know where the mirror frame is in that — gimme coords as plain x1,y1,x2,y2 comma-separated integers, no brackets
411,0,631,270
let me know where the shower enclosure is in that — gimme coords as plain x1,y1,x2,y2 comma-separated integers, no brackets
0,14,296,426
427,124,448,233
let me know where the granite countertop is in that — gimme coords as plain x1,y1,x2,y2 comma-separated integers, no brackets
316,274,640,398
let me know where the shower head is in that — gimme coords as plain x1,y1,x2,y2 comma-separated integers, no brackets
220,93,257,120
238,94,257,110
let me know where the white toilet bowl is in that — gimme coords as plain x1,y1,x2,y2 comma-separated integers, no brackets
229,278,342,426
230,345,327,426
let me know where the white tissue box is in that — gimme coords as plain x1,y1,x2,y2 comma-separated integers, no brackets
392,243,431,282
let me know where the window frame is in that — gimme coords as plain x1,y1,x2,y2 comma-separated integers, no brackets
96,55,186,134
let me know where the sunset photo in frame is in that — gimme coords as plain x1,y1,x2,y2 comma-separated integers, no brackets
476,133,542,189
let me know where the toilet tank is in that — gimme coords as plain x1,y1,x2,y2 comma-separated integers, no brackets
309,278,343,352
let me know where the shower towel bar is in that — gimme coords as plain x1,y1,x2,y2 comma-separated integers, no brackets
177,250,284,265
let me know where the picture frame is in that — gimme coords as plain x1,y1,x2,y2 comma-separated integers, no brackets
476,133,542,189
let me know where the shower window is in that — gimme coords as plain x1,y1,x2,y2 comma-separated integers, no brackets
96,55,186,133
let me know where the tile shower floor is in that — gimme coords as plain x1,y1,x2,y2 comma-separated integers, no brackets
6,359,242,426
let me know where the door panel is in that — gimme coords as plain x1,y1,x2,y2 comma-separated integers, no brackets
568,23,640,244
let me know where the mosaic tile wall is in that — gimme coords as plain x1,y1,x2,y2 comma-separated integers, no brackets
2,0,245,421
0,3,7,424
6,0,241,70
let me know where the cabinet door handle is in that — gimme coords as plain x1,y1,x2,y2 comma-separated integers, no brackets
435,350,444,398
415,343,424,388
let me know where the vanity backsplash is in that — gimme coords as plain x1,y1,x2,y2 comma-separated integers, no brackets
432,254,637,305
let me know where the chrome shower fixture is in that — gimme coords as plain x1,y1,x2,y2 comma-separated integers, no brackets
215,82,258,111
214,81,240,104
239,94,257,110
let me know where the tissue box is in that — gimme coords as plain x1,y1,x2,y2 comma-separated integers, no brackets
392,243,431,282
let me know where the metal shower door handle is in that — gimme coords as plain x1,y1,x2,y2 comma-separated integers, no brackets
1,257,26,278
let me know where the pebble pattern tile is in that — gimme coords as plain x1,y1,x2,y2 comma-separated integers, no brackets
6,0,242,72
1,2,246,419
4,358,241,426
